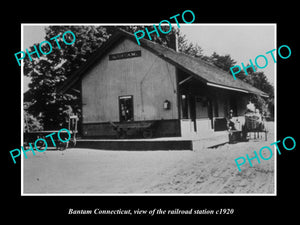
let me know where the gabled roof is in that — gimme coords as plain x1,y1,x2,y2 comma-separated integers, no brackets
58,29,268,97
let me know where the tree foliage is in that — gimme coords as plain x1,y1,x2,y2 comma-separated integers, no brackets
238,65,274,117
24,26,111,130
209,52,237,73
177,31,204,58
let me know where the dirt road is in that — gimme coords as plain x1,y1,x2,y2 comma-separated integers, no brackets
23,123,275,194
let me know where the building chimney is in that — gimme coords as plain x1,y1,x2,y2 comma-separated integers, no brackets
169,32,178,52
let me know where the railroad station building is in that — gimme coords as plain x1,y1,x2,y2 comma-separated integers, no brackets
59,29,267,139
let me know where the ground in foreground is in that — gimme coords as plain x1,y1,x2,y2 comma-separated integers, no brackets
23,124,275,194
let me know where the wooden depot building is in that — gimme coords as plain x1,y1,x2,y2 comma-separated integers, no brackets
59,29,268,140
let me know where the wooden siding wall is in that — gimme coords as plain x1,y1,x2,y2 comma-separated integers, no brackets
81,38,178,124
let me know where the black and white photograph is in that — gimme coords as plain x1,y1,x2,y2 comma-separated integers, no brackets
21,24,276,195
4,5,298,220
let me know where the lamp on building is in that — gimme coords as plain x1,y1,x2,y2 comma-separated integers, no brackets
163,100,171,110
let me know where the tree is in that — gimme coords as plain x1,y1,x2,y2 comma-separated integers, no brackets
23,102,43,132
177,30,204,58
209,52,237,73
24,26,111,130
237,65,274,118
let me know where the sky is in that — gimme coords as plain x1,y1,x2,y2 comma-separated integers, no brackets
23,25,46,92
22,24,275,92
180,24,275,85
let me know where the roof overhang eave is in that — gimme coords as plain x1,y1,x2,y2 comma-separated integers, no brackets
206,82,269,97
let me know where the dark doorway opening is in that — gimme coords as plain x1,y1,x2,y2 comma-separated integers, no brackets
119,95,134,122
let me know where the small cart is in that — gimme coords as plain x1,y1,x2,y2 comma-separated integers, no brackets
109,121,156,139
242,114,268,141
